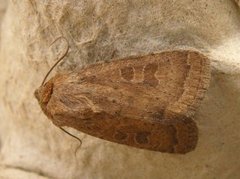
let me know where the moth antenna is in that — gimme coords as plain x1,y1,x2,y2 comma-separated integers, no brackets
41,36,70,86
59,127,82,156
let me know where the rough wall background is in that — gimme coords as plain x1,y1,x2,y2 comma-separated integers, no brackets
0,0,240,178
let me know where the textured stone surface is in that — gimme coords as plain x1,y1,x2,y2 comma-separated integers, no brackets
0,166,48,179
0,0,240,178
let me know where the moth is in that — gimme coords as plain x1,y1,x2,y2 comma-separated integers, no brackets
35,48,210,154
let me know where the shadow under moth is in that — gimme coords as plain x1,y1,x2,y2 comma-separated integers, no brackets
35,48,210,154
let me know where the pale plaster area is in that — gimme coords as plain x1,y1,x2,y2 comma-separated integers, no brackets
0,0,240,178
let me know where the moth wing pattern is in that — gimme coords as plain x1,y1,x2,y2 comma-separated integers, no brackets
37,50,210,154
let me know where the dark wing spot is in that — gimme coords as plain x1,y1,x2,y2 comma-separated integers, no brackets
143,63,158,87
120,66,134,81
114,131,128,141
135,132,150,144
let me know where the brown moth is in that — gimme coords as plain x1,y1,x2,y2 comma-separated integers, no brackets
35,50,210,154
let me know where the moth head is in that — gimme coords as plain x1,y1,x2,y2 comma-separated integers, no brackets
34,81,54,107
